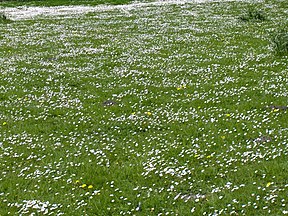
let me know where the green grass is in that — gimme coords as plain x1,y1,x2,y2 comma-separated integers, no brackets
0,0,136,7
272,27,288,56
238,7,267,22
1,0,288,215
0,12,12,23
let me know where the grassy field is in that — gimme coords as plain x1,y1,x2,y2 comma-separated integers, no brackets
1,0,288,215
0,0,136,7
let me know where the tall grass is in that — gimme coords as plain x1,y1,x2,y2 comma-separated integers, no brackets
238,7,267,22
272,27,288,55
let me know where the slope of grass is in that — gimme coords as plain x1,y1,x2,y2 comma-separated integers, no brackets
0,0,288,215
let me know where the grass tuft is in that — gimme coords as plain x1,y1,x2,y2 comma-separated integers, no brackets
0,12,12,23
238,7,267,22
271,27,288,55
0,12,8,20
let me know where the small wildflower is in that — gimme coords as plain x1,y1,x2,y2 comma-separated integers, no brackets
194,154,200,158
88,185,93,189
135,202,141,211
75,180,80,184
273,109,279,112
2,122,7,126
81,184,87,188
146,112,152,116
176,87,181,90
266,182,272,187
221,136,225,139
206,155,212,159
225,113,231,117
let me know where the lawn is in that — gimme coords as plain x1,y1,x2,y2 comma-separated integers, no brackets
0,0,136,7
0,0,288,215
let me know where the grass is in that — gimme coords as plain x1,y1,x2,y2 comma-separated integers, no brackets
0,12,12,23
0,0,136,7
238,7,267,22
0,0,288,215
272,27,288,56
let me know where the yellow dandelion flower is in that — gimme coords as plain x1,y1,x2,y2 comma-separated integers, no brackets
206,155,212,159
194,154,200,158
75,180,80,184
2,122,7,126
266,182,272,187
88,185,93,189
225,113,231,117
81,184,87,188
146,112,152,116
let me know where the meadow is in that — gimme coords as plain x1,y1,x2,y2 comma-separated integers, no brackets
0,0,288,215
0,0,136,7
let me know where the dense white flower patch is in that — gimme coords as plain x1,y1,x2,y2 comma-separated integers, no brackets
0,0,262,20
8,200,63,215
